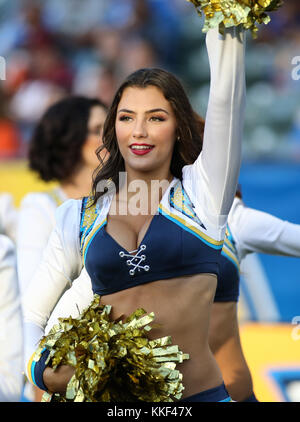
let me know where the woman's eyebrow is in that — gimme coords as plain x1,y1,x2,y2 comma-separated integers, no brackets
118,108,169,114
118,108,134,114
147,108,169,115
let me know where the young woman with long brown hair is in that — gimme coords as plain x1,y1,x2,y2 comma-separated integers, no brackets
22,26,246,402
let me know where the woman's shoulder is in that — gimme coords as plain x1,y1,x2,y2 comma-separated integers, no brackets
55,196,95,258
20,190,59,211
20,189,83,215
55,197,84,225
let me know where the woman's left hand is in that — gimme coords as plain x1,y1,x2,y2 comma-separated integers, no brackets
43,364,75,394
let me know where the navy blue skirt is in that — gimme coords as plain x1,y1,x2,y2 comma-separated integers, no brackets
180,383,231,402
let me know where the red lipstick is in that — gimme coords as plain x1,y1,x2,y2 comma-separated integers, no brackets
130,143,154,156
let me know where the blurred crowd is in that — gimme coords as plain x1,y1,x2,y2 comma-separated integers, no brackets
0,0,299,161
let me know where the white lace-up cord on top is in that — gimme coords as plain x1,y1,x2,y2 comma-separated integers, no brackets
119,244,150,276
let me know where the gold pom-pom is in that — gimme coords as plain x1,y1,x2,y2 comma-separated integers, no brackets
187,0,284,37
35,295,189,402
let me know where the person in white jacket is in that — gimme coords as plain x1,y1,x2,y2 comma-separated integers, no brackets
0,235,23,401
209,188,300,402
22,26,246,402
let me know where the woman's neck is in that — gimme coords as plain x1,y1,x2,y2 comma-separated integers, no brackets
60,165,95,200
116,167,174,214
124,167,174,190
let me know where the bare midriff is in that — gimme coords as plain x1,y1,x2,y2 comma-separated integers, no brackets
100,273,224,399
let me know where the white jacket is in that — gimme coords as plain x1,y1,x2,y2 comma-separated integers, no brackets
0,193,18,243
0,235,23,401
228,197,300,261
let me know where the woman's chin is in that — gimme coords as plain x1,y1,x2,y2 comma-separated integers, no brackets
125,157,159,174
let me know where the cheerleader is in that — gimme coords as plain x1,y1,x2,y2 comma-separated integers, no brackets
21,24,246,402
210,188,300,402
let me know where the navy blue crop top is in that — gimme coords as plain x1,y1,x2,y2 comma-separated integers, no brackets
214,226,240,302
79,179,224,296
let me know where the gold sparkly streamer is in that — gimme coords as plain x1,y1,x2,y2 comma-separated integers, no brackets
37,295,189,402
187,0,283,37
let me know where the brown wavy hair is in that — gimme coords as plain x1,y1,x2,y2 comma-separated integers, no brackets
92,68,205,203
29,96,107,182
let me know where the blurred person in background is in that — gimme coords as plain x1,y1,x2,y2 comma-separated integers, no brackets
0,234,23,402
16,95,107,401
210,187,300,402
192,111,300,401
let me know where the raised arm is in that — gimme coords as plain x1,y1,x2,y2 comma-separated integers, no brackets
183,26,246,230
22,199,83,391
228,197,300,261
